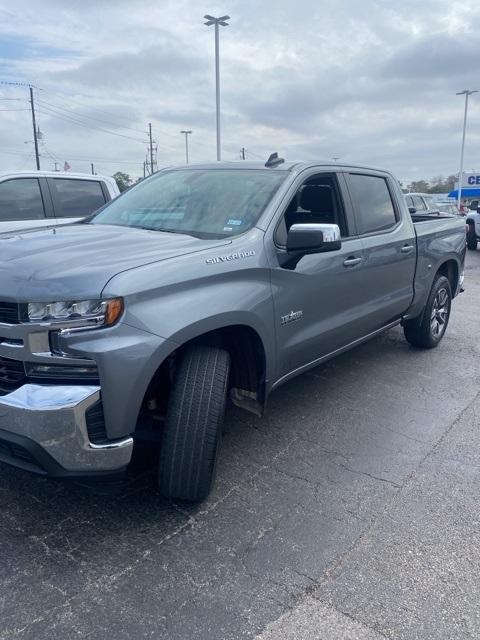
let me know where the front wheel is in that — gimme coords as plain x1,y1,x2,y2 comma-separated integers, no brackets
467,224,478,250
158,345,230,502
404,275,452,349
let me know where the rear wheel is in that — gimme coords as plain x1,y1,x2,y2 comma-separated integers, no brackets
467,223,478,250
404,275,452,349
158,345,230,502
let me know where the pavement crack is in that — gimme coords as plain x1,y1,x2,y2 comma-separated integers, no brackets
329,460,402,488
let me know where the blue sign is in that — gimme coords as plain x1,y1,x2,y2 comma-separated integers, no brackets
467,175,480,185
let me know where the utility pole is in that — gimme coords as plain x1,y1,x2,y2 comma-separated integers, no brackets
143,161,146,178
148,123,155,175
456,89,478,211
91,163,95,175
29,86,40,170
204,15,230,161
180,130,192,164
240,147,245,160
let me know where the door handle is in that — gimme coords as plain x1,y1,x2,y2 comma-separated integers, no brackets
343,256,362,267
401,244,415,253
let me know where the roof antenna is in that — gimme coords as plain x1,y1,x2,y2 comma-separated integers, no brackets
265,152,285,168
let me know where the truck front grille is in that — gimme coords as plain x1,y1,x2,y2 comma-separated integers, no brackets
0,302,20,325
0,356,26,395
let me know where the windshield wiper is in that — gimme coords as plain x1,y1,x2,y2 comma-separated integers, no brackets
136,226,204,239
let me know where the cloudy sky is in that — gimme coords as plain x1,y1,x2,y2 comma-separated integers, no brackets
0,0,479,183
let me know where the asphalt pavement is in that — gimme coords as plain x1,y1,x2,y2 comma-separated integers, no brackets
1,249,480,640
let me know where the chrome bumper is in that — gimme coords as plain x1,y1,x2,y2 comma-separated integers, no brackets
0,384,133,474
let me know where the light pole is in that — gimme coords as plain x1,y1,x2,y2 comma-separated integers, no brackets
204,14,230,161
180,130,192,164
456,89,478,211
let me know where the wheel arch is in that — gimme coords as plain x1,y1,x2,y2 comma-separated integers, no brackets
436,259,459,296
136,320,270,433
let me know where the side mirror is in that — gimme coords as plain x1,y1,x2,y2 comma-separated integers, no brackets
287,223,341,254
408,206,417,214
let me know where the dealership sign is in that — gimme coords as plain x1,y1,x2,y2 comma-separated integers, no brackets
466,174,480,185
456,172,480,188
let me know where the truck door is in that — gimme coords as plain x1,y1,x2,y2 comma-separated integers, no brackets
269,171,367,381
344,172,416,330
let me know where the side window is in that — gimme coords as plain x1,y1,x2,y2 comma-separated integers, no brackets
348,174,397,234
0,178,45,221
50,179,106,218
275,174,348,245
405,195,414,208
412,195,427,211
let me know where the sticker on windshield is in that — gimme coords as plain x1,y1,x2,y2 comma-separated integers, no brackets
226,218,243,226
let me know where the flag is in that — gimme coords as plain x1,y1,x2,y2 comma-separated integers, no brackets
64,161,71,171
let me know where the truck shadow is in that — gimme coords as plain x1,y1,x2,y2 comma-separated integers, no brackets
0,325,445,571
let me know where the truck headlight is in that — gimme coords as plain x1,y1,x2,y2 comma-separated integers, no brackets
27,298,123,328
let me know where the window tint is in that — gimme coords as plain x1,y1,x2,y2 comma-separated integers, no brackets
276,174,347,246
0,178,45,221
51,179,106,218
348,174,397,234
412,195,427,211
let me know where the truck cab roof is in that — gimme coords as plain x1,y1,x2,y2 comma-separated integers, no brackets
163,160,394,176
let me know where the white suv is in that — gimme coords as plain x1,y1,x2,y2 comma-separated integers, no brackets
0,171,120,234
466,201,480,251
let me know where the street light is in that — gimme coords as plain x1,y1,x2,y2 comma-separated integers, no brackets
456,89,478,211
180,130,192,164
204,14,230,161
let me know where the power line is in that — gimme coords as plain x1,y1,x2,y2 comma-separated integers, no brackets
0,148,145,165
40,88,151,132
244,149,264,160
37,106,148,144
39,90,213,150
36,97,149,136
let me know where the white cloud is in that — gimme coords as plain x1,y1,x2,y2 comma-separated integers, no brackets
0,0,479,181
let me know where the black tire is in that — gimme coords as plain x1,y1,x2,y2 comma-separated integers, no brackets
404,275,452,349
467,224,478,251
158,345,230,502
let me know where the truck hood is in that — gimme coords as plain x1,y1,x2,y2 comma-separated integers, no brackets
0,223,231,300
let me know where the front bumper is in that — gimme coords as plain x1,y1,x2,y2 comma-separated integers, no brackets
0,384,133,476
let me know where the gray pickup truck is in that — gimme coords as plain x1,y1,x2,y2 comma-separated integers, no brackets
0,160,466,501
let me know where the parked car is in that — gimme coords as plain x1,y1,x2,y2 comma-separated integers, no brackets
405,192,441,215
0,171,120,234
0,160,466,501
466,203,480,250
431,200,460,216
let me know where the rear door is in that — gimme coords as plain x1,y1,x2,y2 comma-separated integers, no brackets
0,177,55,234
47,177,109,224
344,172,416,331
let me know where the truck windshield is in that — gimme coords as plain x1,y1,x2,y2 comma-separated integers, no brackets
90,169,286,238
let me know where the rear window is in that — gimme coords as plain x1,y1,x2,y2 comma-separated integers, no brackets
50,179,106,218
348,174,397,234
0,178,45,221
412,195,427,211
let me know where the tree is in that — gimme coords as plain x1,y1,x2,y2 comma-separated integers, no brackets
406,175,457,194
113,171,133,192
407,180,430,193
